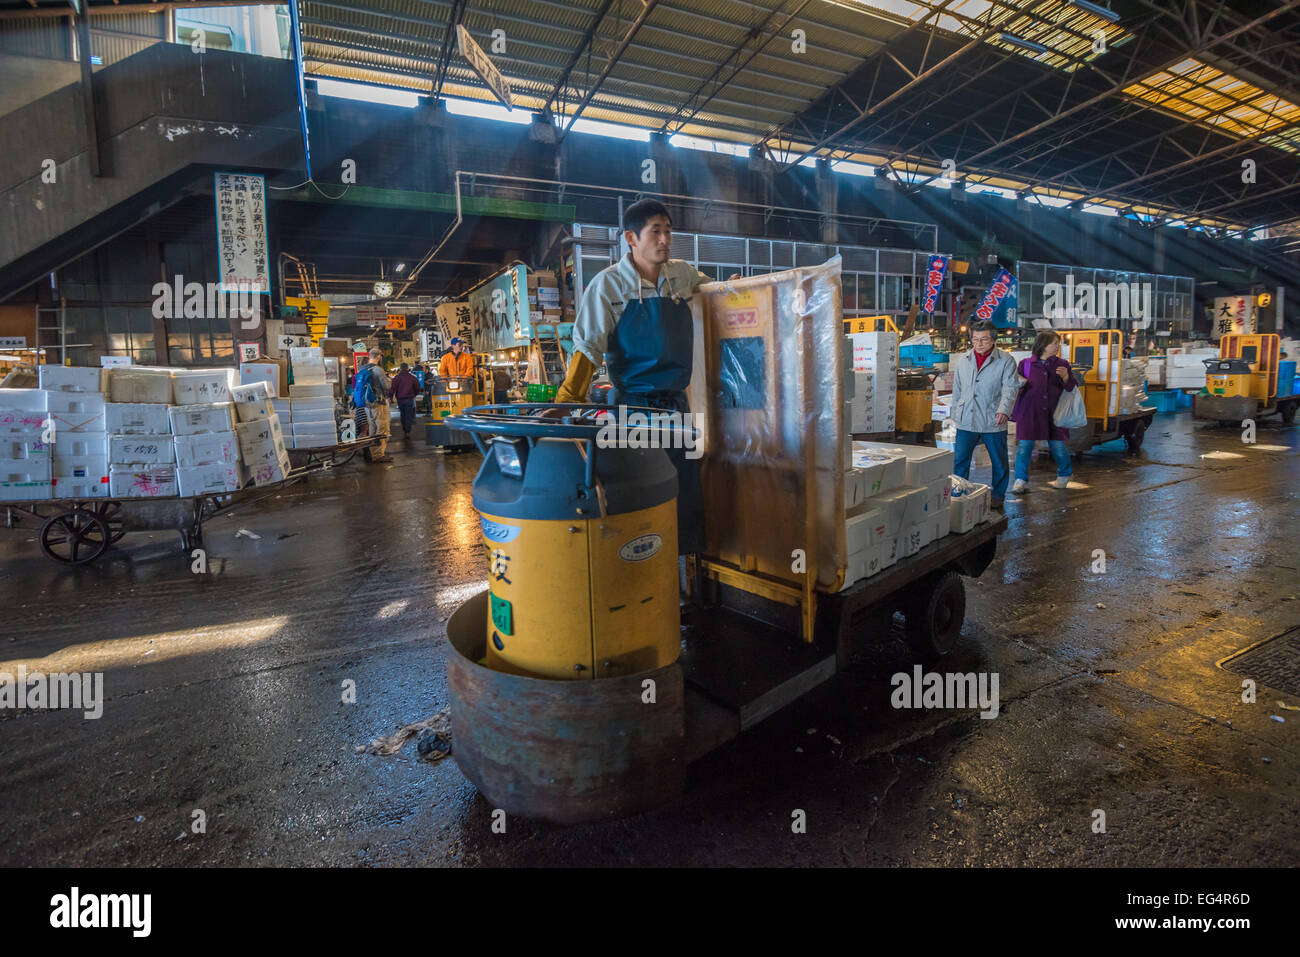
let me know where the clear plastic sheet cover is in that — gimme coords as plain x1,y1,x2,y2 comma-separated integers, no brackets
689,257,845,590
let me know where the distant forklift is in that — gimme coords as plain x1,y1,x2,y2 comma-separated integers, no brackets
1195,333,1298,426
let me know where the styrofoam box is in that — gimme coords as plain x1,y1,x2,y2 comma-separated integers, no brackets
858,442,953,487
45,390,106,434
38,365,100,393
230,381,274,403
109,466,177,498
108,367,173,404
0,409,48,435
0,456,51,479
53,455,108,480
106,402,171,435
234,396,275,424
53,432,107,458
919,476,951,519
172,368,236,405
0,477,52,501
1,437,50,460
290,396,333,413
239,363,280,395
290,432,336,448
174,431,240,467
0,388,48,412
949,484,990,533
270,398,292,413
289,382,332,398
868,485,920,538
850,445,907,495
109,434,175,466
249,454,292,487
176,463,242,497
169,402,236,436
51,476,109,499
236,414,283,449
846,505,886,557
291,410,334,428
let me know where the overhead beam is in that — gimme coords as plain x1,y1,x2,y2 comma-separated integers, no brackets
559,0,662,139
541,0,617,120
2,0,283,16
72,3,101,177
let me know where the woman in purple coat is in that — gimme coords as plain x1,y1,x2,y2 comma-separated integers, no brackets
1011,331,1077,494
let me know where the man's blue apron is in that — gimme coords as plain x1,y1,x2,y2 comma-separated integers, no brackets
605,292,702,554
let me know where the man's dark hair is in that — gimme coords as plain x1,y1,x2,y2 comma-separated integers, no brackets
623,199,672,237
970,320,995,336
400,362,409,371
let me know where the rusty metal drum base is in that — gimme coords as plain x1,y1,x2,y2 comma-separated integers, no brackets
446,591,686,824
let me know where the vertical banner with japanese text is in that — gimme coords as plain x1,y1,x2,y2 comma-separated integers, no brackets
214,172,271,294
922,255,949,315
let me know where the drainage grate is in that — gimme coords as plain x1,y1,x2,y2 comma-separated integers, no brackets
1220,628,1300,698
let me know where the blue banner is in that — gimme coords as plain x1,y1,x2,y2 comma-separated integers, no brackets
922,254,949,314
974,268,1018,328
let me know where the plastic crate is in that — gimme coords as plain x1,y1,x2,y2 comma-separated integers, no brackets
1177,390,1194,409
1279,361,1296,397
1147,390,1179,413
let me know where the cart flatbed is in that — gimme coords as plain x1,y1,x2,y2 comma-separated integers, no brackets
682,515,1007,762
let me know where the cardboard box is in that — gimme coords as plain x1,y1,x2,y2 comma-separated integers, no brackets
110,434,175,466
169,402,237,436
320,338,352,358
176,462,242,496
172,368,237,405
52,432,107,459
174,431,240,467
108,367,173,404
38,365,100,393
0,389,47,412
106,403,171,435
109,466,177,498
51,476,109,499
45,391,107,434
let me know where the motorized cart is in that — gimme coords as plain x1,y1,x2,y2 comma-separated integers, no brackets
1060,329,1156,452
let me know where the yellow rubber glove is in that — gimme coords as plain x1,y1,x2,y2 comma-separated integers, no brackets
555,351,596,404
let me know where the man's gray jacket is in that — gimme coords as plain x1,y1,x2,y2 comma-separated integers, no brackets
949,347,1020,433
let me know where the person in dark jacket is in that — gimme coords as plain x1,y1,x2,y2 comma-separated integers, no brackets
1011,330,1076,493
388,362,421,441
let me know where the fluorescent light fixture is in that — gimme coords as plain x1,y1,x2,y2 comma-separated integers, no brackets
1000,33,1050,55
394,263,407,273
446,97,531,124
832,160,876,177
669,133,749,156
568,118,649,142
1068,0,1119,22
314,77,419,108
1081,203,1119,216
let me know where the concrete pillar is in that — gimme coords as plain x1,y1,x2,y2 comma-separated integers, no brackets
815,158,837,244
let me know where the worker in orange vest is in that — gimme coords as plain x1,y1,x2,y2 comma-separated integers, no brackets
438,338,475,378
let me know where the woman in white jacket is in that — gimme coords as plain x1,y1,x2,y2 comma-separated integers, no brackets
948,320,1021,509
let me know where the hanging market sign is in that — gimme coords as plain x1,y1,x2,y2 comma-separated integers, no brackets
468,265,529,354
456,25,512,109
922,255,949,315
973,268,1018,327
213,172,270,294
1211,296,1255,341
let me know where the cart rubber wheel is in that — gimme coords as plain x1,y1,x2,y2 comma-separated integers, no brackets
1124,418,1148,452
1282,401,1297,425
904,570,966,659
40,508,109,565
93,501,126,543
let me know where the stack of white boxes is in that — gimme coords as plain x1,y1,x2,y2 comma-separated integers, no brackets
841,441,954,588
846,330,897,433
286,347,336,449
237,413,291,486
0,389,52,500
1144,357,1166,389
107,366,175,497
1166,347,1219,390
40,365,109,500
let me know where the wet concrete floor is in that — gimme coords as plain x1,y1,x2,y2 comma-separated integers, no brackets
0,411,1296,866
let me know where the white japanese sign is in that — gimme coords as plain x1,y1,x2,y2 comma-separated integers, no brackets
1211,296,1255,341
214,172,271,294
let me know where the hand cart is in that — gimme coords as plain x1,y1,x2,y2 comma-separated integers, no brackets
286,435,384,469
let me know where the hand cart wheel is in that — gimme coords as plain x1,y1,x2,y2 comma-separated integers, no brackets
92,500,126,543
904,569,966,659
40,507,110,565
